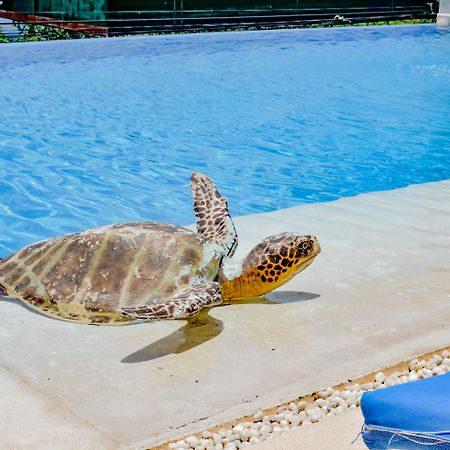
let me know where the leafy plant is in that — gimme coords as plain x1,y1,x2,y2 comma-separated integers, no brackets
0,29,11,43
14,22,83,41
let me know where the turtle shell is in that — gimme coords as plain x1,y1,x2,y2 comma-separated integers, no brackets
0,222,222,324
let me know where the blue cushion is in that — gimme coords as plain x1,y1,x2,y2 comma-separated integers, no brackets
361,373,450,442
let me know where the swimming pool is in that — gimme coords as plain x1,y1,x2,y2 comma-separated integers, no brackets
0,24,449,255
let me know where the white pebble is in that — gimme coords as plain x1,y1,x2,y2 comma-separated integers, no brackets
317,387,334,399
233,424,244,434
249,429,260,439
314,398,328,408
253,410,263,421
408,372,419,382
305,406,324,422
328,396,346,408
185,436,200,447
351,383,361,390
289,402,299,413
441,350,450,359
239,429,251,442
375,372,386,383
321,404,332,413
223,443,237,450
345,396,357,407
288,415,302,426
409,358,419,370
259,424,271,435
432,366,443,375
249,437,260,444
272,426,283,433
296,400,308,411
339,390,353,400
418,360,427,370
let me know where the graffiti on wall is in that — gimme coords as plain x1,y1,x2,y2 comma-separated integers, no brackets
40,0,106,20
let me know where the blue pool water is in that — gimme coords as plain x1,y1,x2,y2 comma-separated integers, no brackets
0,24,449,255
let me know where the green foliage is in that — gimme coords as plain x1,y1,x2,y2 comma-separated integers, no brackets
14,23,84,41
331,18,434,27
0,29,11,43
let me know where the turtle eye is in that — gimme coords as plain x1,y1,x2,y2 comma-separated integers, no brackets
302,242,310,250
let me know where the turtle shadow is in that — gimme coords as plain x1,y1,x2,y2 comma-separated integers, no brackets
121,310,223,363
222,291,320,306
121,291,319,364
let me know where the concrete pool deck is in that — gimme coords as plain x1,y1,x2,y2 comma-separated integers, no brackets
1,179,449,449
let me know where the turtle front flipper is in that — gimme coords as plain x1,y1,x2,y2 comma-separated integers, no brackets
121,282,223,321
190,172,238,257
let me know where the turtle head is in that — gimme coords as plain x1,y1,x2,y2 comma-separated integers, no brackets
220,232,320,299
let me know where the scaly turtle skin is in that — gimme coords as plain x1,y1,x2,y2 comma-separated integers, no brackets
0,173,321,324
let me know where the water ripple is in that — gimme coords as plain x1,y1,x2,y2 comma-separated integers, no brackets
0,25,449,255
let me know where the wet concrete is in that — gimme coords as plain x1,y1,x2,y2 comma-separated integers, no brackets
0,180,449,449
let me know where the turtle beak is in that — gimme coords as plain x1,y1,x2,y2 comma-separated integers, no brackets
312,236,321,255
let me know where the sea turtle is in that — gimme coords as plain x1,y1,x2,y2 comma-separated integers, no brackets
0,173,320,324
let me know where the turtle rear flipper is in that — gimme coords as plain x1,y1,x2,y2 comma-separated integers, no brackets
190,172,238,257
121,282,222,320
